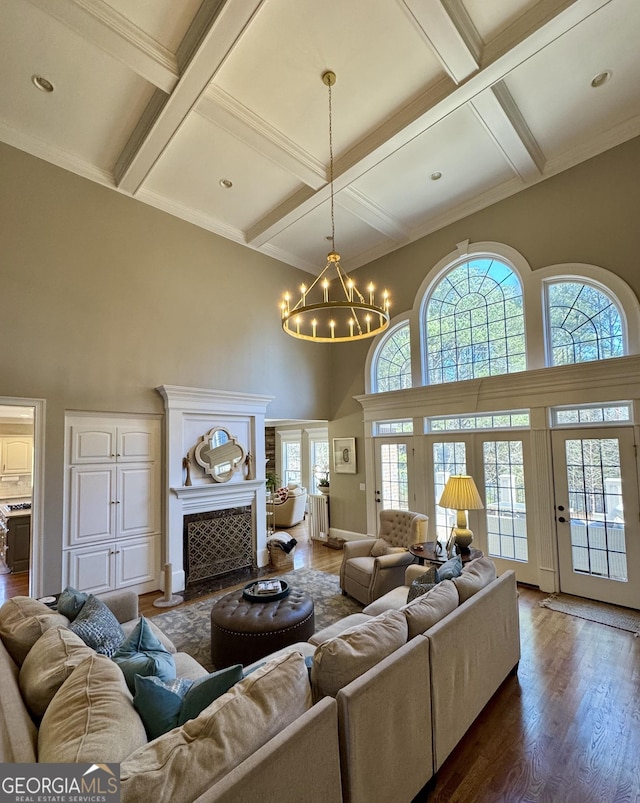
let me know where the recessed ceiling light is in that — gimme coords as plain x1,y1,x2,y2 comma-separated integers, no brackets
590,71,612,88
430,171,442,181
219,179,233,189
31,75,54,93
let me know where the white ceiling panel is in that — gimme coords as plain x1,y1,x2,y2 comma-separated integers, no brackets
0,0,156,171
1,0,638,273
215,0,447,162
352,106,517,229
461,0,538,43
268,199,393,272
503,0,640,161
143,112,304,233
103,0,204,53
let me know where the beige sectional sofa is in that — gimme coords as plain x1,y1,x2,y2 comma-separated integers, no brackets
0,558,519,803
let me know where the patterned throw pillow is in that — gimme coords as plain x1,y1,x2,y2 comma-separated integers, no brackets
68,595,125,657
273,487,288,503
407,565,438,602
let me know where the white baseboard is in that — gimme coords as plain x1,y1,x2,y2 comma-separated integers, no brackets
328,527,373,542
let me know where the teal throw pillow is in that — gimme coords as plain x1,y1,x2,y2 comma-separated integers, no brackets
68,594,125,657
133,664,243,740
436,554,463,582
407,566,438,602
57,586,89,621
112,616,176,693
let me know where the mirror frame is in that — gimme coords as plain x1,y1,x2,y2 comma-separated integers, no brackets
194,427,246,483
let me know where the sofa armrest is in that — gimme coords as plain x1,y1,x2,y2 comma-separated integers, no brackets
96,589,139,624
343,539,375,559
405,563,428,584
374,551,414,570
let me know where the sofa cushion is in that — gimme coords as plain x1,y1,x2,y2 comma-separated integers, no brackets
68,594,125,657
308,613,373,646
112,616,176,693
56,586,89,621
133,664,243,740
407,565,438,602
453,557,497,603
19,626,94,718
345,556,376,586
39,653,147,763
401,579,459,640
0,597,69,665
0,638,37,762
436,554,463,582
311,609,408,700
120,651,312,803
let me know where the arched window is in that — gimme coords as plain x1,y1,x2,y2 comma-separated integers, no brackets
425,258,525,384
546,281,625,366
374,322,411,393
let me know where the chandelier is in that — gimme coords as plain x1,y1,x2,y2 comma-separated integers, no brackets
280,71,390,343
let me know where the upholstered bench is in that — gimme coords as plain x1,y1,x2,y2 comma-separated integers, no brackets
210,588,314,668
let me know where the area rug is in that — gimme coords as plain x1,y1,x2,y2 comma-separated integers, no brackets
540,593,640,636
150,567,364,670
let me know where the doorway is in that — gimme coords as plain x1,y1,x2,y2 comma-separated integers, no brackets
0,398,44,599
551,427,640,608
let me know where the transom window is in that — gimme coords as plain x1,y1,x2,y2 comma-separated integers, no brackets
425,258,525,384
546,281,624,366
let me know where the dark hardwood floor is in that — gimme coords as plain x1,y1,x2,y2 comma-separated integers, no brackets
3,521,639,802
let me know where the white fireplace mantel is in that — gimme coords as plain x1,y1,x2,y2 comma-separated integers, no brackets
157,385,273,592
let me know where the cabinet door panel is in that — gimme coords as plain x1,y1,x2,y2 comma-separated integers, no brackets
118,425,156,462
117,465,157,537
70,426,116,463
69,467,117,545
116,535,159,588
2,438,33,474
65,544,114,595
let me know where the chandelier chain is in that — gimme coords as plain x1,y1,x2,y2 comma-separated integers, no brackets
328,77,335,253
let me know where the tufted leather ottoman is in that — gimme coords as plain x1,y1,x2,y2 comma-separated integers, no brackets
210,588,315,668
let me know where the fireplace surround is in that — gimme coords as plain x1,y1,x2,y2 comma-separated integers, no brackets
157,386,272,594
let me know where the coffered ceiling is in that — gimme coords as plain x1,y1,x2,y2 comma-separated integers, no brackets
2,0,638,274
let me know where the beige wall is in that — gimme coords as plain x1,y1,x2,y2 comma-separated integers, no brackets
328,135,640,532
0,143,330,592
2,134,639,590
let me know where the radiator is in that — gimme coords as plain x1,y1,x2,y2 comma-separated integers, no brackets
308,493,329,540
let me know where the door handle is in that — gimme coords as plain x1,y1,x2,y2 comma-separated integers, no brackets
558,516,567,523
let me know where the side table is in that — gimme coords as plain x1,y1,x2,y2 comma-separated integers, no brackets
409,542,483,567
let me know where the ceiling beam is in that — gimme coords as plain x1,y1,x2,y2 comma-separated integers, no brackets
25,0,178,93
114,0,265,194
402,0,479,83
245,0,612,248
470,83,544,181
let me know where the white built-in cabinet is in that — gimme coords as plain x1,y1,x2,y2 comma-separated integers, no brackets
63,416,161,595
0,436,33,475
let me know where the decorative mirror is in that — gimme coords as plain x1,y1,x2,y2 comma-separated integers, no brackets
194,427,246,483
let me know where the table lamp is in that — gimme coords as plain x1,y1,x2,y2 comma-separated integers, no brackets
438,475,484,553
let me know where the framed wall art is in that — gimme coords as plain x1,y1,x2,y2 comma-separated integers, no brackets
333,437,356,474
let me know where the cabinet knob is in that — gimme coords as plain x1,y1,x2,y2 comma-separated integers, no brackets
110,454,115,458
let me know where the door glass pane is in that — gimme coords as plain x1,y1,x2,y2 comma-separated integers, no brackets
483,441,528,561
432,442,466,541
565,438,627,581
380,443,408,510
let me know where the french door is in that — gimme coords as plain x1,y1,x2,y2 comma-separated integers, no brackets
374,438,415,512
551,427,640,608
425,432,538,584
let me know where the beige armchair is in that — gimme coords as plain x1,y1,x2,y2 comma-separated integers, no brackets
339,509,428,605
273,485,307,528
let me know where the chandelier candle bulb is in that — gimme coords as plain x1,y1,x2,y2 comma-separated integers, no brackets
349,318,354,337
